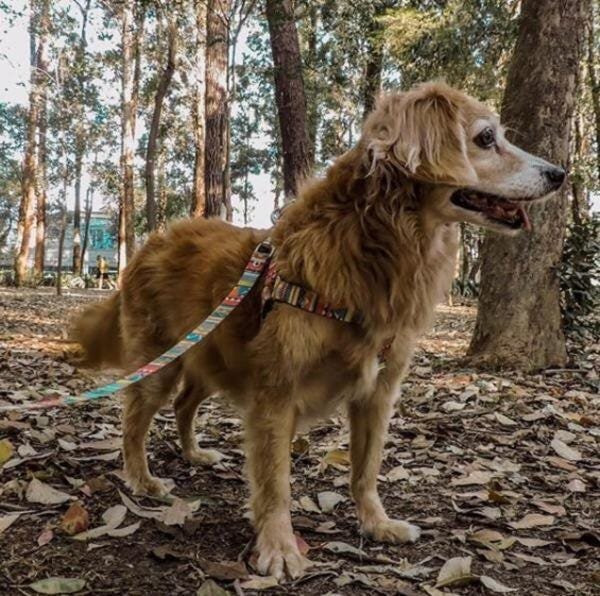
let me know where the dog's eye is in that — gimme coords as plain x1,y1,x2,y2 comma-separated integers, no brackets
475,127,496,149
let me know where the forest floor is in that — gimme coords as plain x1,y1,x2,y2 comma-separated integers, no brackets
0,287,599,596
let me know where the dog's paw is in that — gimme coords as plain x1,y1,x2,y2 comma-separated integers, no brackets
184,448,224,466
361,518,421,544
128,475,170,497
255,535,309,580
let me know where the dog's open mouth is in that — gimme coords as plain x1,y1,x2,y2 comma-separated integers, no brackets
451,189,532,231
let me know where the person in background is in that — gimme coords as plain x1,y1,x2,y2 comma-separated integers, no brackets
96,255,108,289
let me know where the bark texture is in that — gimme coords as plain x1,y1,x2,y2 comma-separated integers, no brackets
588,13,600,182
145,18,177,232
15,0,49,286
72,0,91,274
469,0,590,371
118,1,142,272
266,0,312,200
362,7,385,122
191,0,207,217
204,0,231,218
34,0,49,275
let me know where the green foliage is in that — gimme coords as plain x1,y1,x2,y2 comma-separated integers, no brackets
560,216,600,338
383,0,518,104
0,102,26,253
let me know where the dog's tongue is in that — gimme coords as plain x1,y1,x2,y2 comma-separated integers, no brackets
518,205,532,231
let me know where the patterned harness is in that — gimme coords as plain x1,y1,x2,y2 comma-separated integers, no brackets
259,242,394,365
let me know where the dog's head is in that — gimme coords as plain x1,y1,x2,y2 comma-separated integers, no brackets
363,82,565,233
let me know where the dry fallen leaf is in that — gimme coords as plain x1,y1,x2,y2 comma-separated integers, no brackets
28,577,86,594
37,528,54,547
198,558,249,581
435,556,475,588
26,478,73,505
196,579,231,595
317,491,345,513
566,478,586,493
386,465,410,482
451,471,493,486
509,513,555,530
107,522,140,537
240,576,279,591
324,541,367,559
494,413,517,427
61,502,90,535
0,438,15,465
298,495,320,513
73,504,127,540
322,448,350,470
160,498,193,526
0,513,20,534
480,575,517,593
550,438,582,462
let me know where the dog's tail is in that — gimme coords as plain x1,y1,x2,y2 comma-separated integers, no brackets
71,292,123,368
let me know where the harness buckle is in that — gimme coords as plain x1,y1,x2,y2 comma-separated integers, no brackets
257,239,275,257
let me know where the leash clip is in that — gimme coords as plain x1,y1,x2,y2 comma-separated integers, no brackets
257,239,275,258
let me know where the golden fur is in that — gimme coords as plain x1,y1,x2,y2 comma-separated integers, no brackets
73,82,563,580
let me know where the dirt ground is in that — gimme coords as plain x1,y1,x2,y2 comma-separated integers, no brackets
0,287,598,596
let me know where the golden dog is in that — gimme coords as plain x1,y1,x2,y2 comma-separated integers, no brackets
74,82,565,579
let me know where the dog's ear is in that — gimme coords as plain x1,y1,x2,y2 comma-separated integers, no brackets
368,84,477,185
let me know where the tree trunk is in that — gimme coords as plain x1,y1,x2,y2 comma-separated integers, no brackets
468,0,590,371
56,207,67,297
588,12,600,182
304,4,318,157
80,185,93,274
204,0,231,218
266,0,312,201
34,0,50,276
145,19,177,232
72,154,83,272
119,0,142,273
15,0,49,287
362,8,384,121
72,0,91,274
191,0,207,217
56,156,69,297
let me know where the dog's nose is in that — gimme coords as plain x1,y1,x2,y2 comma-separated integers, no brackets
544,166,566,189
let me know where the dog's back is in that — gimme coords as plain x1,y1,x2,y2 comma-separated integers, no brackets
72,217,268,371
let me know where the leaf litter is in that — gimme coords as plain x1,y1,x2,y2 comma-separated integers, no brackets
0,289,598,594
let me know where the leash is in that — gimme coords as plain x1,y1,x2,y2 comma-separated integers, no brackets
0,240,275,412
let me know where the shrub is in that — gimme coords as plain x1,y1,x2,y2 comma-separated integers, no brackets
560,215,600,338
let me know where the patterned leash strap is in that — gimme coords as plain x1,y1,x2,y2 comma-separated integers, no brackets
0,239,275,413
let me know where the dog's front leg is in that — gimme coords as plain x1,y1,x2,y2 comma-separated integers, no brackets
245,398,308,580
349,385,421,544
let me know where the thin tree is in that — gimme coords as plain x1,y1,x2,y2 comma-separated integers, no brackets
469,0,590,370
80,185,93,273
15,0,50,286
33,0,50,276
118,0,143,272
223,0,257,220
145,16,177,232
204,0,232,218
265,0,313,200
588,9,600,182
56,154,69,297
72,0,91,274
191,0,207,217
362,3,386,121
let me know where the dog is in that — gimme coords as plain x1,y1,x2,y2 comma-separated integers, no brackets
73,82,565,580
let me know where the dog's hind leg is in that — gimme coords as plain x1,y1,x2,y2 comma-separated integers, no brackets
349,384,421,544
122,363,180,496
174,378,223,466
245,395,309,580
